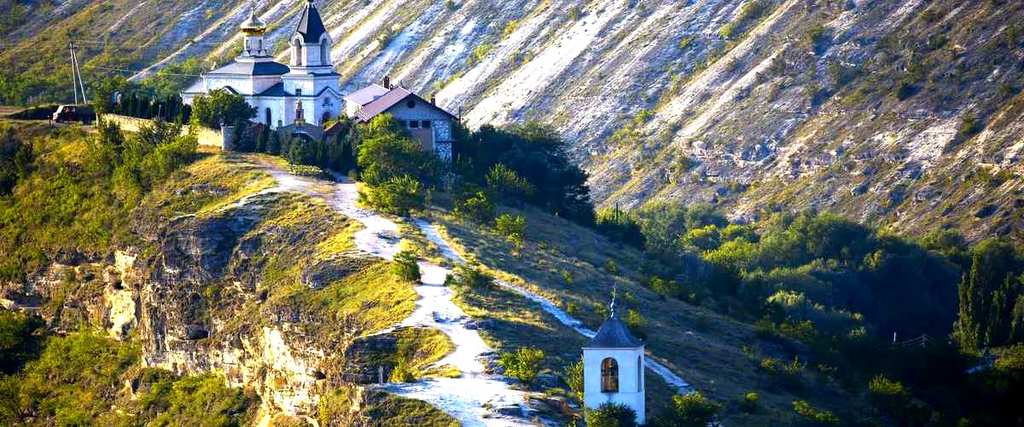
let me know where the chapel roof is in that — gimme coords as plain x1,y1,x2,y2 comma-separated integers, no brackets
295,0,328,43
588,315,643,348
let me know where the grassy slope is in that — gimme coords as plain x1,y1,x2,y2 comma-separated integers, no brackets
427,202,868,424
0,122,453,424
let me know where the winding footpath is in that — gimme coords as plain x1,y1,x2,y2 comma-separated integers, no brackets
256,161,691,425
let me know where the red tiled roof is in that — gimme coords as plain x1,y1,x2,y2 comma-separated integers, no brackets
354,87,457,123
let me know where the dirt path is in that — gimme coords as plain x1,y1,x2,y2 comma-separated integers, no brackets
253,160,536,426
253,158,692,423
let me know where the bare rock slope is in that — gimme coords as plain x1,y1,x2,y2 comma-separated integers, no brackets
3,0,1022,239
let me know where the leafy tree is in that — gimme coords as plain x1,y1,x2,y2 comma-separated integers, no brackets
456,122,594,224
362,174,425,215
190,89,255,129
393,250,421,282
680,224,722,252
498,347,545,385
956,239,1024,351
357,114,439,186
586,403,637,427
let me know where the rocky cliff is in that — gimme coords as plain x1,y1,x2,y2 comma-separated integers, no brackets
0,154,418,423
2,0,1021,240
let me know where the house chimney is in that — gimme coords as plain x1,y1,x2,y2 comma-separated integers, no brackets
382,75,391,89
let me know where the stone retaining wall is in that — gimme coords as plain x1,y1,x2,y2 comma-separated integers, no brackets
99,114,229,150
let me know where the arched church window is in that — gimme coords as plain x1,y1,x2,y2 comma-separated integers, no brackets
320,40,330,65
291,39,301,66
321,112,330,125
265,108,272,126
601,358,619,393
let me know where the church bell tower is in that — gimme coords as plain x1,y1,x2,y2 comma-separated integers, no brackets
582,291,646,424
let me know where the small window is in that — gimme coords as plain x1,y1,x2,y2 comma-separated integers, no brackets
397,120,406,127
406,99,416,109
601,358,619,393
409,120,420,129
296,89,303,97
421,120,431,128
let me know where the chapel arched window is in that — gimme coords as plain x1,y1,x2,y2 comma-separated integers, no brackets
601,358,619,393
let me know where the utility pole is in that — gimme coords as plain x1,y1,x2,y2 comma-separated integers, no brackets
69,42,79,104
73,43,88,104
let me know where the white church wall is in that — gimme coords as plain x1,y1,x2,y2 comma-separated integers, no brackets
252,76,280,95
583,347,646,423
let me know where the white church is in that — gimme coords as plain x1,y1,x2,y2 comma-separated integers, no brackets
181,0,459,162
182,0,342,129
583,296,646,424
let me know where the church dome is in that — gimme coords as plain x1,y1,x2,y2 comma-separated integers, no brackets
240,9,267,34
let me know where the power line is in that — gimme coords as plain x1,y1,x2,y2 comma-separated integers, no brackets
87,65,204,78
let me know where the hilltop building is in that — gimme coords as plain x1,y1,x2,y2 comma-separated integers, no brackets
181,0,342,130
582,294,646,424
344,76,457,162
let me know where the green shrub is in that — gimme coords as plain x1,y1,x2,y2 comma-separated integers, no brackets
563,358,584,398
495,213,526,248
792,400,839,425
485,163,534,204
586,402,638,427
660,391,721,427
498,347,545,385
392,250,421,282
143,373,257,426
759,356,805,389
390,360,416,383
454,191,496,223
363,175,425,215
681,224,722,252
446,264,494,290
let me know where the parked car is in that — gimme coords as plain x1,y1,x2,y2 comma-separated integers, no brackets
51,104,95,124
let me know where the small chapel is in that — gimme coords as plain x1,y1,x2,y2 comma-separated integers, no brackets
181,0,343,129
583,294,646,424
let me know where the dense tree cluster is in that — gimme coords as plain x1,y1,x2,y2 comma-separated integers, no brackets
590,201,1024,425
955,239,1024,351
454,122,594,225
0,120,197,281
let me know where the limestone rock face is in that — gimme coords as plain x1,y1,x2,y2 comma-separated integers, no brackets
6,192,375,420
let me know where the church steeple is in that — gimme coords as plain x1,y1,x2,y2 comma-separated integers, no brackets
289,0,332,68
239,1,269,58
